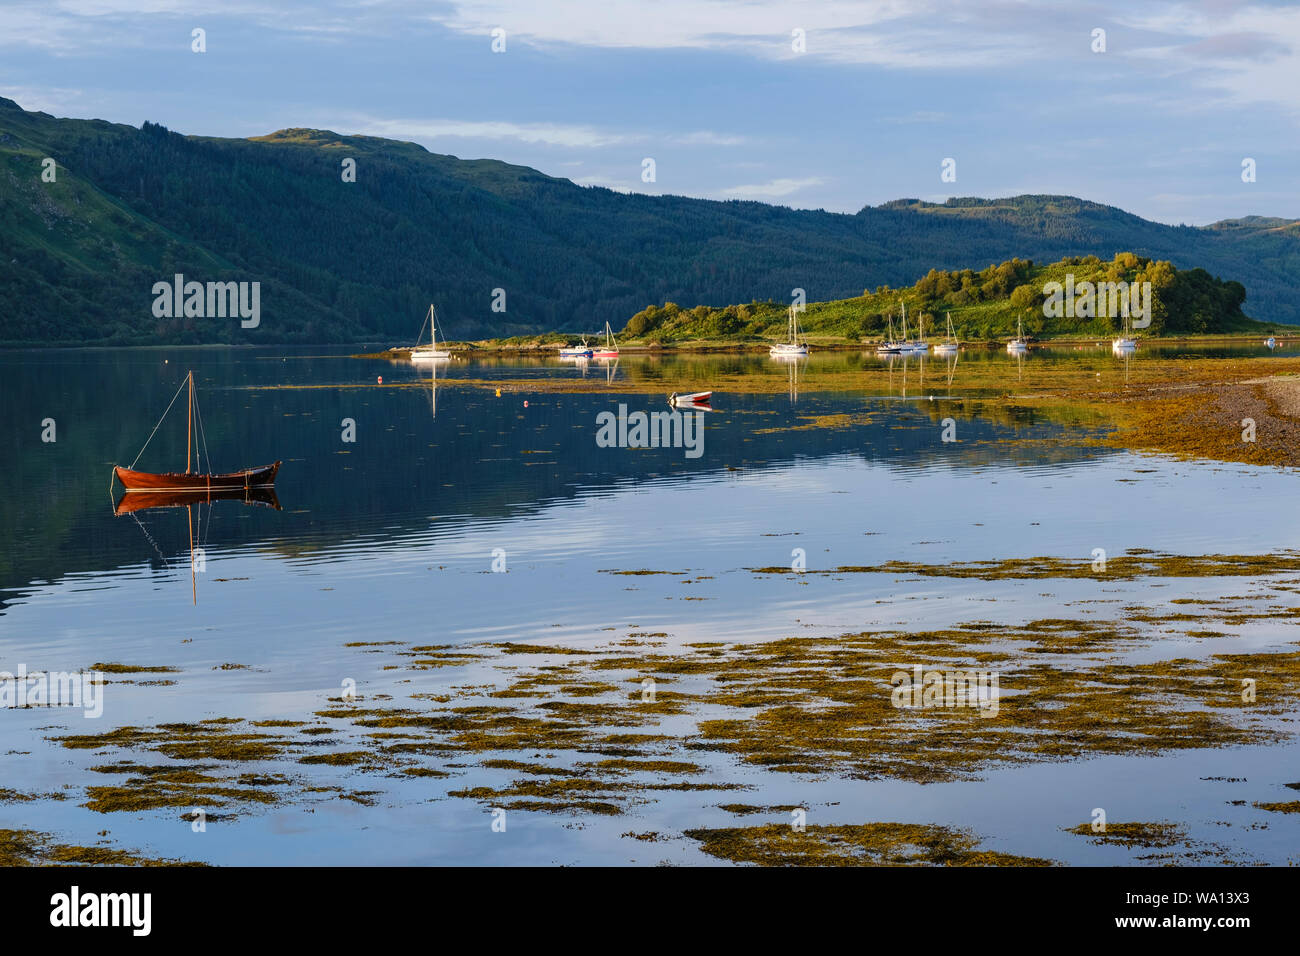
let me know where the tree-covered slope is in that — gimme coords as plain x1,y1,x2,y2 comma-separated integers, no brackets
621,252,1260,344
2,96,1298,345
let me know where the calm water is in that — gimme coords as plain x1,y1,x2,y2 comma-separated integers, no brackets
2,345,1299,865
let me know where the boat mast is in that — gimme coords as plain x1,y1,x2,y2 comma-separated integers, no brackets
186,370,193,474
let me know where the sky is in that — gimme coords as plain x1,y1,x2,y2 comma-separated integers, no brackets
1,0,1298,225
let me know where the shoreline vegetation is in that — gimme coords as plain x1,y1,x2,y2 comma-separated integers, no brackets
364,251,1289,360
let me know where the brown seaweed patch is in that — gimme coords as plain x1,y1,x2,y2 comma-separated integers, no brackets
718,803,803,815
685,822,1054,866
753,551,1300,580
83,780,277,813
92,663,178,674
402,645,485,669
55,721,294,763
1064,822,1186,848
1253,801,1300,814
0,788,66,803
497,643,595,655
298,751,378,767
0,828,199,867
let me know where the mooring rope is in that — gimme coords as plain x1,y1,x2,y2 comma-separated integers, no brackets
128,510,169,566
192,387,212,474
129,378,189,470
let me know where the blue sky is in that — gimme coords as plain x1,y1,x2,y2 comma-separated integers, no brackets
2,0,1298,225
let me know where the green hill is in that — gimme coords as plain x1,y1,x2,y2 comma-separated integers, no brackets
620,252,1260,344
2,96,1298,345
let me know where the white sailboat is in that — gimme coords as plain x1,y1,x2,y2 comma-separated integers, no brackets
932,312,959,355
876,304,905,353
1112,311,1138,352
1006,316,1029,353
903,305,927,352
770,305,810,356
410,304,452,361
593,321,620,358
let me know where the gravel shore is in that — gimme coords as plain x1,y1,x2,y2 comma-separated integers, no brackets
1114,374,1300,467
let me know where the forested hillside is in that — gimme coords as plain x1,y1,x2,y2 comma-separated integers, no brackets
2,96,1298,345
621,252,1257,343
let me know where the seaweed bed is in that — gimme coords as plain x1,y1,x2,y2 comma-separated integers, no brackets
23,598,1300,865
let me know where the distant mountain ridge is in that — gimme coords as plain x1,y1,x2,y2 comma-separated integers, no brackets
2,96,1298,345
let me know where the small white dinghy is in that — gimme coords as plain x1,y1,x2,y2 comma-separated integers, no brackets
668,391,712,407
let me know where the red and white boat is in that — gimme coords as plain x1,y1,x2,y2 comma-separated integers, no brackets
592,321,620,359
668,391,712,407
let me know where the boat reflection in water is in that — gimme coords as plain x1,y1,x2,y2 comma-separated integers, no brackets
113,486,281,517
113,486,281,604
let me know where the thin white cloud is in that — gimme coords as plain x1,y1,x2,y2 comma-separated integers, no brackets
0,86,86,113
331,115,745,150
345,117,638,148
426,0,1300,115
673,130,747,146
428,0,1009,67
720,176,824,199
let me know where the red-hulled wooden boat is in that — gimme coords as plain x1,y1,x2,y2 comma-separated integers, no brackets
114,461,280,493
112,370,281,495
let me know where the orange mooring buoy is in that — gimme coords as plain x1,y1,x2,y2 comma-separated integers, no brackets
377,376,383,384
